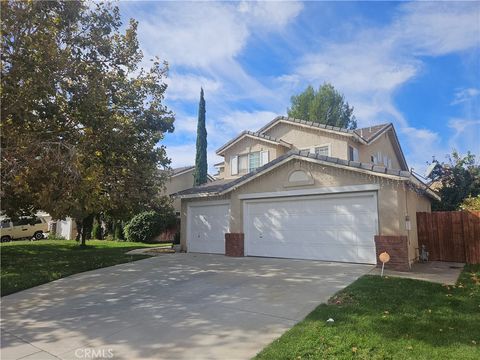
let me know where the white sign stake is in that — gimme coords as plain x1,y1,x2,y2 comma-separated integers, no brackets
379,252,390,277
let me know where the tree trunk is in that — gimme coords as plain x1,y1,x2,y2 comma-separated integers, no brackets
81,214,94,246
75,220,83,242
76,214,94,247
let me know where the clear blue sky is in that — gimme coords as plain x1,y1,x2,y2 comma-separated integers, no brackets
119,1,480,174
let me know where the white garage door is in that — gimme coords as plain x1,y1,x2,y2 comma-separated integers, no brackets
187,202,230,254
244,192,378,264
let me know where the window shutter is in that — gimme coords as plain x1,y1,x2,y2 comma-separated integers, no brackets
261,151,269,165
353,148,359,162
231,155,238,175
387,158,392,169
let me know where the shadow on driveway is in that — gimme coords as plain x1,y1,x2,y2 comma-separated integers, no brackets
1,254,373,360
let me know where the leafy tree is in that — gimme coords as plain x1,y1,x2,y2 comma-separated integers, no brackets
287,83,357,129
460,195,480,211
193,87,208,186
428,151,480,211
1,1,174,245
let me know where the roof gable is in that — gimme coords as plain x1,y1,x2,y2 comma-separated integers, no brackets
216,130,292,155
259,116,359,140
259,117,408,170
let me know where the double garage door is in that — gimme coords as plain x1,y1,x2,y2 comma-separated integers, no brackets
187,192,378,264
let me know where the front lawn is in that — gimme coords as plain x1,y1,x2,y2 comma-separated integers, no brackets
0,240,165,296
256,265,480,360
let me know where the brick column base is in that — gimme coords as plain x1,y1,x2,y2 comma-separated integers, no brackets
225,233,244,257
374,235,410,272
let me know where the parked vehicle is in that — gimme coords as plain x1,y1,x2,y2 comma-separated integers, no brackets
0,216,49,242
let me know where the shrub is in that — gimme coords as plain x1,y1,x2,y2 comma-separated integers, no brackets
124,210,176,243
46,234,66,240
460,195,480,211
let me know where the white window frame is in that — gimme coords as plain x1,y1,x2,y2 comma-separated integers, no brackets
302,143,331,156
230,155,238,175
260,150,269,166
238,153,249,173
348,145,359,162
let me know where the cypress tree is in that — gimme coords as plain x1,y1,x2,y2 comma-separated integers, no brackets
194,88,208,186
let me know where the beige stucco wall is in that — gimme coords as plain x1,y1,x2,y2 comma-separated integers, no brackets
227,159,404,236
180,158,432,264
264,122,353,159
357,131,403,170
165,170,195,212
399,185,432,264
222,136,288,179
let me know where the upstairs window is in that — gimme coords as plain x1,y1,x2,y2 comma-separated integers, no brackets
231,151,269,175
248,152,261,171
314,146,329,156
238,154,248,172
305,144,330,156
348,146,359,161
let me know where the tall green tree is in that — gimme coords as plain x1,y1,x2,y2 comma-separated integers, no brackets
193,88,208,186
287,83,357,129
1,1,174,245
428,151,480,211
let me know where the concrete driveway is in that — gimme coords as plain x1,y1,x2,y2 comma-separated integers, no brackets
1,254,373,360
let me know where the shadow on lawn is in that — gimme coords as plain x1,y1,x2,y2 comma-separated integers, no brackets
305,268,479,348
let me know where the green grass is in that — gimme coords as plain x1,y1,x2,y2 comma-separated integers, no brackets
0,240,168,296
255,265,480,360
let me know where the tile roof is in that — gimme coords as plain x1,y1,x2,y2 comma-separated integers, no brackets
258,116,357,135
216,130,292,154
175,150,413,197
171,166,195,175
354,123,391,142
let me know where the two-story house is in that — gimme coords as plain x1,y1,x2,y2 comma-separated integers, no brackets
176,116,439,269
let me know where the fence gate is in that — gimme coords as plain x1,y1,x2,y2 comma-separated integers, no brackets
417,211,480,264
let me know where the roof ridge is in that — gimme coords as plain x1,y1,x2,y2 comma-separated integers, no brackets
175,151,414,197
277,116,356,134
216,129,289,154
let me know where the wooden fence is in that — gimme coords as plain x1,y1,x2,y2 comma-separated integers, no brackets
417,211,480,264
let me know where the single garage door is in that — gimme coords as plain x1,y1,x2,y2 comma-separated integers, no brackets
244,192,378,264
187,202,230,254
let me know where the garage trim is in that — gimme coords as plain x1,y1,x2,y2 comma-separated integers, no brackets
238,184,380,200
186,200,230,253
243,191,379,261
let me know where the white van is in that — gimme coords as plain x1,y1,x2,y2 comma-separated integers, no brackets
0,216,49,242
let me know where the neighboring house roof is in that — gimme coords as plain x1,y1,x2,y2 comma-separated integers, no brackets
216,130,292,155
168,166,214,181
175,150,438,200
171,166,195,177
257,116,408,170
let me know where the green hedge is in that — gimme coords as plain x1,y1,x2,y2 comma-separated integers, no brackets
124,211,176,243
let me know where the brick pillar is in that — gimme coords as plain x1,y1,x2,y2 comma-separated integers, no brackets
374,235,410,272
225,233,244,257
